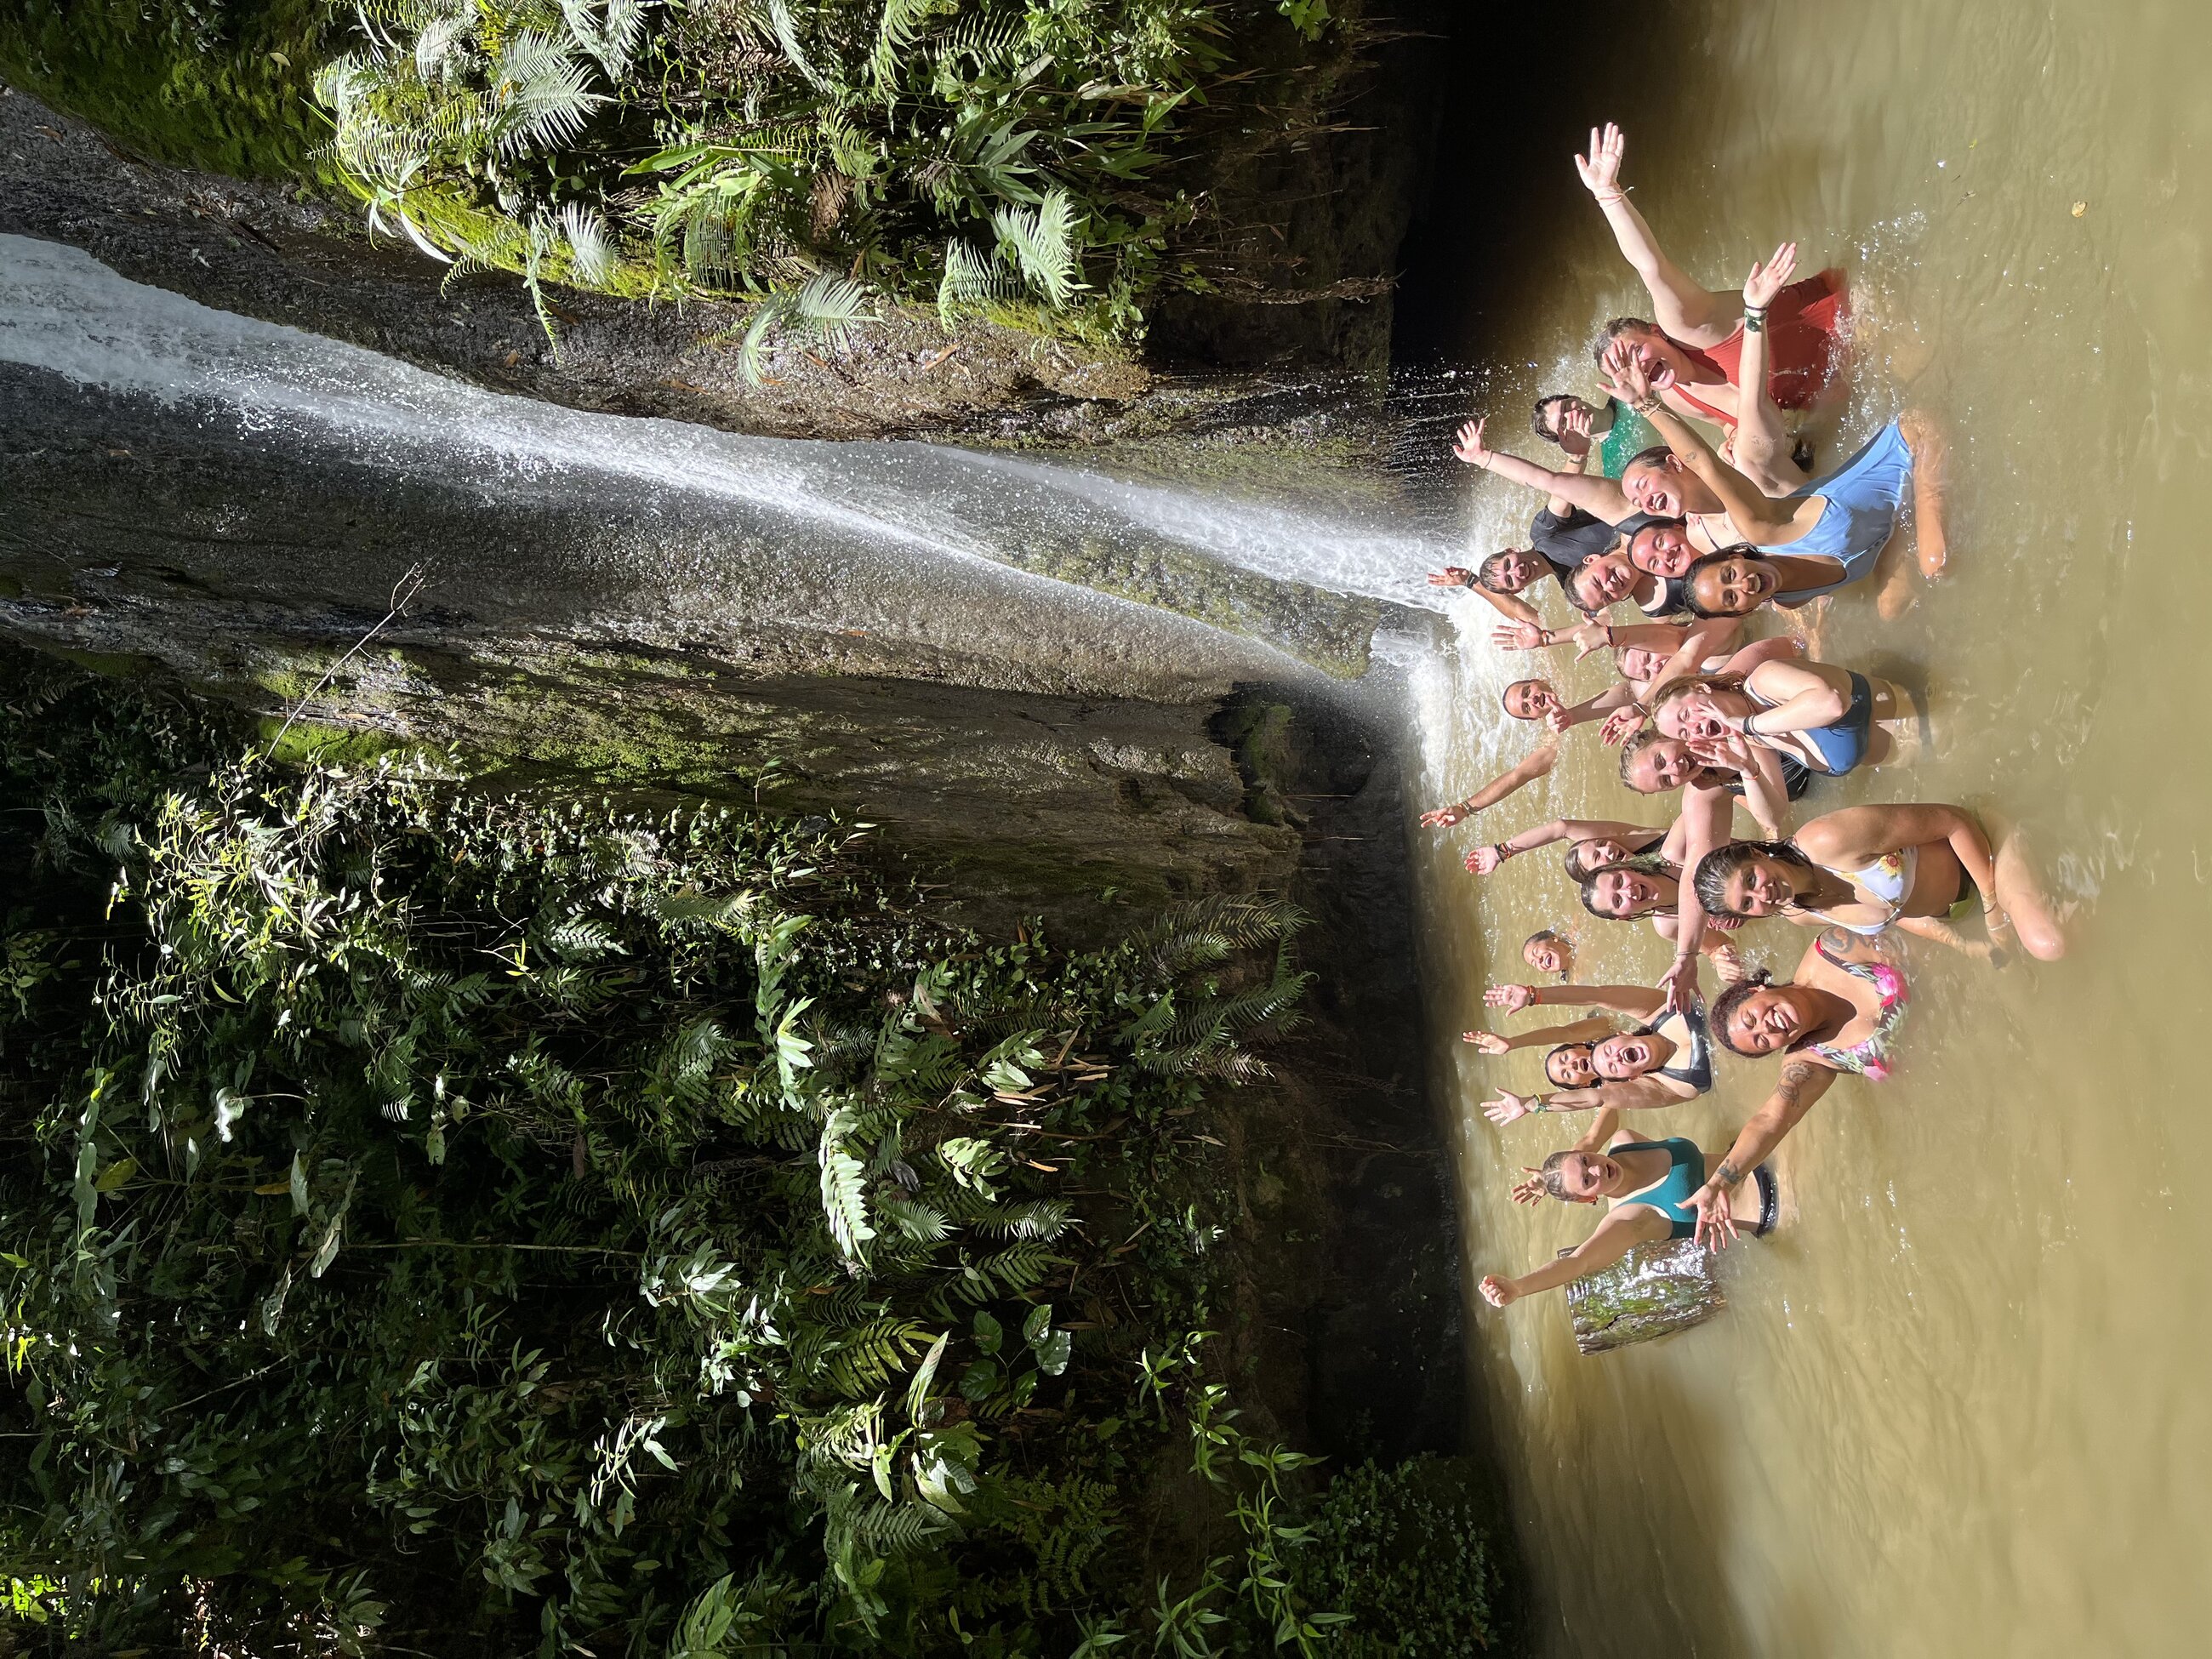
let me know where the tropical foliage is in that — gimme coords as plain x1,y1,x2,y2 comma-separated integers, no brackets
0,664,1501,1656
304,0,1337,352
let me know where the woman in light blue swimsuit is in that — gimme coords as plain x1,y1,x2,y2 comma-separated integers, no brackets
1476,1114,1776,1309
1601,340,1946,615
1648,660,1910,778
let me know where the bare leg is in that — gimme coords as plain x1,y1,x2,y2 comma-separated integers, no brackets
1872,523,1917,620
1895,913,1996,961
1992,830,2068,961
1897,408,1950,579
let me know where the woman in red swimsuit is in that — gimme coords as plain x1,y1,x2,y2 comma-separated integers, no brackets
1577,122,1850,434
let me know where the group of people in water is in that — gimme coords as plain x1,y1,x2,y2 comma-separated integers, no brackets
1428,125,2068,1318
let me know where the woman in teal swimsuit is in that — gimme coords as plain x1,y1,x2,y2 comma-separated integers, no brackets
1688,803,2069,963
1477,1111,1775,1309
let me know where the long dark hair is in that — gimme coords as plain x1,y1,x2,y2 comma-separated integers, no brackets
1680,546,1778,619
1691,840,1816,917
1544,1043,1594,1088
1575,856,1679,921
1709,969,1778,1055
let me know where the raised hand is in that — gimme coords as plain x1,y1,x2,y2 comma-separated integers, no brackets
1599,707,1645,747
1690,1181,1739,1251
1428,566,1477,587
1478,1274,1519,1308
1451,417,1493,468
1485,983,1537,1012
1483,1091,1538,1126
1420,801,1471,829
1509,1169,1548,1207
1557,402,1595,460
1658,952,1700,1016
1601,338,1659,402
1466,842,1508,875
1569,622,1615,659
1542,707,1576,737
1491,620,1547,652
1744,241,1799,311
1575,122,1627,197
1709,941,1747,984
1462,1030,1513,1055
1686,726,1761,772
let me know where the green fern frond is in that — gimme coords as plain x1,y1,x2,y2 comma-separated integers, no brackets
991,187,1083,306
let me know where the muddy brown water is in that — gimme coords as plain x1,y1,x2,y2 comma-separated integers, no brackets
1409,3,2212,1653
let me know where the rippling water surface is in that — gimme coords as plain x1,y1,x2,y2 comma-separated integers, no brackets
1411,3,2212,1654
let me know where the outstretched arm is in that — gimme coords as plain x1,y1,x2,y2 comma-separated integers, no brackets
1418,743,1560,828
1479,1208,1669,1307
1427,566,1542,628
1736,659,1854,734
1455,418,1636,524
1462,1016,1616,1054
1575,123,1731,340
1467,813,1662,875
1602,351,1804,539
1639,617,1747,702
1726,244,1799,485
1685,1058,1837,1247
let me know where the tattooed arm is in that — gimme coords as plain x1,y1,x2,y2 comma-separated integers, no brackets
1685,1056,1838,1248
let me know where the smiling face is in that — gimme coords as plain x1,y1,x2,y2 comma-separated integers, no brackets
1625,738,1704,793
1716,851,1805,917
1656,686,1748,743
1590,867,1670,918
1616,646,1668,684
1723,984,1809,1055
1571,552,1639,610
1503,678,1561,721
1481,548,1542,592
1628,521,1696,579
1524,932,1574,978
1687,555,1779,617
1593,1033,1662,1080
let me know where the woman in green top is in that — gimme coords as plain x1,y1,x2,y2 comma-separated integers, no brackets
1476,1110,1775,1309
1531,393,1663,480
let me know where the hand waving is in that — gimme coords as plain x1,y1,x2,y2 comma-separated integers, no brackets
1483,1091,1538,1126
1428,566,1477,588
1451,417,1493,468
1490,621,1547,652
1509,1169,1548,1207
1601,338,1657,402
1557,402,1595,460
1599,706,1645,747
1462,1030,1513,1055
1575,123,1627,197
1690,1180,1739,1251
1485,983,1538,1012
1466,842,1508,875
1419,801,1470,829
1744,241,1799,311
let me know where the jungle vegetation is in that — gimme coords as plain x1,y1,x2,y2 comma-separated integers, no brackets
0,660,1502,1656
0,0,1353,356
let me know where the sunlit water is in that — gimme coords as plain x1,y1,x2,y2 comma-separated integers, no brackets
1411,3,2212,1654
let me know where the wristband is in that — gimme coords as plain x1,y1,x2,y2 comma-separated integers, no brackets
1462,571,1480,588
1742,305,1768,335
1528,1098,1547,1115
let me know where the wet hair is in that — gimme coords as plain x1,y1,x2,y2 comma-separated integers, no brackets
1691,839,1817,916
1475,548,1529,594
1538,1148,1580,1200
1648,670,1749,727
1622,443,1676,476
1523,928,1571,977
1502,678,1550,721
1575,857,1676,921
1616,727,1668,791
1625,517,1689,562
1531,394,1575,443
1709,969,1779,1055
1679,546,1776,619
1544,1043,1594,1088
1593,317,1660,364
